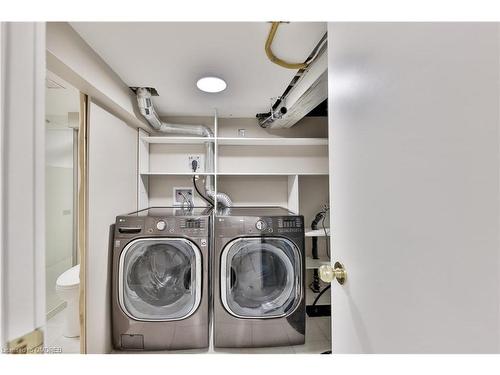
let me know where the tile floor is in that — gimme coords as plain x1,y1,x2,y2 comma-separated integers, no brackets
44,309,81,354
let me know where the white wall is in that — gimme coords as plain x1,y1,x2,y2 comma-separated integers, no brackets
0,22,3,345
0,22,46,345
329,22,500,353
46,22,147,131
218,175,290,207
45,80,79,316
147,116,329,208
45,21,144,353
45,166,73,314
86,101,137,353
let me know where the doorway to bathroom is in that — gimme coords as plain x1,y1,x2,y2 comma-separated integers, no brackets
44,71,81,353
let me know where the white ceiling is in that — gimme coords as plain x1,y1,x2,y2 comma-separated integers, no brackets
70,22,326,117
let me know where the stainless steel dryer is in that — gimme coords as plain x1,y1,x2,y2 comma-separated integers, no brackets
111,207,211,351
214,207,305,348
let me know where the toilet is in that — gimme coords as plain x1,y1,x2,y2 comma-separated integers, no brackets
55,264,80,338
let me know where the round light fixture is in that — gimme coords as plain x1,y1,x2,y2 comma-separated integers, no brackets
196,76,227,93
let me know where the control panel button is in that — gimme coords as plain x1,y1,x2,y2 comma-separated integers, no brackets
156,220,167,231
255,220,267,231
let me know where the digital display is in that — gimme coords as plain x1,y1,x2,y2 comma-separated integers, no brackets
183,219,202,229
280,219,298,228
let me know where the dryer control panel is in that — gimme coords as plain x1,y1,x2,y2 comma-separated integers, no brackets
216,215,304,238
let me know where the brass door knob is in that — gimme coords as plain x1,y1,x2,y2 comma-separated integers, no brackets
319,262,347,285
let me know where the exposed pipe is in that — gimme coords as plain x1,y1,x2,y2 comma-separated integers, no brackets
265,22,309,70
259,29,328,128
265,22,327,71
257,106,287,127
136,87,232,208
136,88,213,137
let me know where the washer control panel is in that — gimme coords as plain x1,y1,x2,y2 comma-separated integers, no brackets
115,215,210,237
255,220,267,231
276,217,303,234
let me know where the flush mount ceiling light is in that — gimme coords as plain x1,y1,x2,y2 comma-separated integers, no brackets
196,76,227,93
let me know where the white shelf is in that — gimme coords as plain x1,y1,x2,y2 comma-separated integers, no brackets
141,172,215,176
305,227,331,237
306,256,331,270
218,172,328,176
217,137,328,146
141,136,328,146
141,136,215,144
142,172,327,177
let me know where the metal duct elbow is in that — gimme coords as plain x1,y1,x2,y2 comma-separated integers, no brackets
136,88,213,137
207,190,233,208
136,88,163,129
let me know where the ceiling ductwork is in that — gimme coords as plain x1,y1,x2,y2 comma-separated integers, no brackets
135,87,232,208
258,30,328,129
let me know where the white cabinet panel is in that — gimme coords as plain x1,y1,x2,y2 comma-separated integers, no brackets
87,102,137,353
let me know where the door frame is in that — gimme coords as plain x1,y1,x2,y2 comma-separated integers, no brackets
0,22,46,352
78,92,89,353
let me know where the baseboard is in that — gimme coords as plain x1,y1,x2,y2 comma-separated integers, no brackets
46,301,67,320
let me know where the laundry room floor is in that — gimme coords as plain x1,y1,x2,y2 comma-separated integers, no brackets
45,308,81,354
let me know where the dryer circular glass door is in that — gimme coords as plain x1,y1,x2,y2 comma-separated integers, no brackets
220,237,302,319
118,238,202,321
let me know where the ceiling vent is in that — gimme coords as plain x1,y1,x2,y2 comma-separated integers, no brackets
45,77,66,89
130,87,159,96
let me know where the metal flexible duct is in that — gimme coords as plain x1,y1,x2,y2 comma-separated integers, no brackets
136,88,232,208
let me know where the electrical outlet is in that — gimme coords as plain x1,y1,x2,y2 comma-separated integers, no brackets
173,187,194,207
188,155,201,172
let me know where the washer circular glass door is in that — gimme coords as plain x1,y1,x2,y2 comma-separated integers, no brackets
119,238,202,321
221,237,302,319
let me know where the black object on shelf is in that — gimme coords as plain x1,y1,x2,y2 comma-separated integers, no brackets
306,304,331,317
307,207,331,317
309,211,326,293
306,284,331,317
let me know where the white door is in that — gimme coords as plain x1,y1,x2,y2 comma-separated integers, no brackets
328,23,500,353
0,22,46,351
